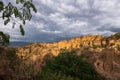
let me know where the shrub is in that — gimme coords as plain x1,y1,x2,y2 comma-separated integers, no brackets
34,69,77,80
34,52,102,80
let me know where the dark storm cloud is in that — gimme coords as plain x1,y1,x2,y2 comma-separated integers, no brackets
1,0,120,42
97,26,120,33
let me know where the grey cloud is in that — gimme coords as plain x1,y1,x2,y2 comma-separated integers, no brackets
97,26,120,33
109,28,120,32
1,0,120,42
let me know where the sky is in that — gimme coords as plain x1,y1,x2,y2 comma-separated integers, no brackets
0,0,120,42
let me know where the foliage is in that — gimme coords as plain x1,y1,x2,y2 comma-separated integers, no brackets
34,52,102,80
0,31,10,46
91,45,105,49
0,0,37,45
34,69,78,80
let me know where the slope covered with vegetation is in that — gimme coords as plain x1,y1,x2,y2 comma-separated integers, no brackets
0,32,120,80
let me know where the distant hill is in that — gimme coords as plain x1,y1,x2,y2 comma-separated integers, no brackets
10,36,73,47
10,42,32,47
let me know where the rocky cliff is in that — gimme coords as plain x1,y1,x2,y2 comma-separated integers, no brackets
16,32,120,61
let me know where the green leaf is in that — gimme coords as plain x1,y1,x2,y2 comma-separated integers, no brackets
0,32,10,46
4,18,10,25
18,12,23,19
0,1,4,11
16,0,25,4
28,1,37,13
14,7,19,17
3,34,10,45
19,24,25,35
16,0,19,4
2,12,4,19
23,20,25,25
0,31,3,35
20,0,24,4
12,22,16,28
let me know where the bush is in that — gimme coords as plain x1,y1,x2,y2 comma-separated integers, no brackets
34,69,77,80
34,52,102,80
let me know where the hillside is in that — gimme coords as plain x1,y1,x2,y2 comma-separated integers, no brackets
10,42,32,47
0,32,120,80
15,32,120,79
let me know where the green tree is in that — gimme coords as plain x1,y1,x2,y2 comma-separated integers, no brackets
35,52,103,80
0,0,37,46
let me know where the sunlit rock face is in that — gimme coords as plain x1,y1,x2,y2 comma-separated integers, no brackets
16,32,120,61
